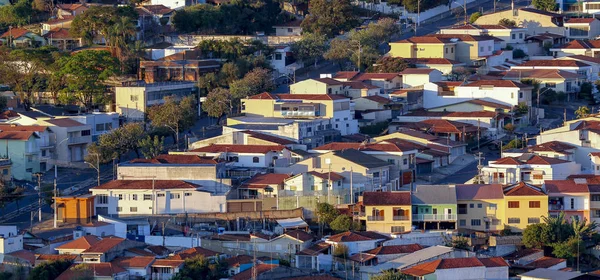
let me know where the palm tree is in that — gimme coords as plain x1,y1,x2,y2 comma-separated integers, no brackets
571,217,597,271
575,106,590,119
109,16,136,72
542,212,571,243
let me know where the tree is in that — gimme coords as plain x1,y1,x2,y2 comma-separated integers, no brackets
54,50,119,111
503,123,516,134
70,5,138,46
498,18,517,27
229,68,274,112
0,0,33,27
332,244,349,258
148,95,197,148
28,259,72,280
469,12,482,23
369,57,414,73
316,202,338,226
523,223,553,248
330,215,361,232
501,138,523,151
575,106,590,119
446,67,473,81
172,256,226,280
301,0,358,38
515,103,529,115
138,135,164,159
532,0,557,11
371,270,409,280
449,236,470,250
291,32,327,67
350,45,380,71
202,88,231,123
579,82,593,100
324,38,353,68
513,49,527,59
88,123,147,162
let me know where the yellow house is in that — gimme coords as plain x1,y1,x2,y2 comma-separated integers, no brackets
241,92,350,119
502,182,548,232
289,78,345,95
388,36,457,60
474,7,564,35
361,191,412,234
456,184,506,232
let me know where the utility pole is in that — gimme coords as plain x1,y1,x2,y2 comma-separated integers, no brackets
357,41,362,71
34,173,42,223
328,164,332,204
463,0,467,25
416,0,421,35
53,165,57,228
564,108,567,124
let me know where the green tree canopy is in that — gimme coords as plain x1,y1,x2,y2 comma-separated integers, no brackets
371,270,409,280
316,202,338,225
469,12,482,23
330,215,361,232
70,5,138,45
28,260,73,280
301,0,358,38
575,106,590,119
369,57,414,73
147,95,197,148
498,18,517,27
54,50,119,111
291,32,327,66
0,0,34,28
229,67,274,111
532,0,557,11
87,122,146,162
202,87,231,121
138,135,165,159
172,256,226,280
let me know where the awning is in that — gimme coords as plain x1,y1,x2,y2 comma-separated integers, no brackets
276,217,308,229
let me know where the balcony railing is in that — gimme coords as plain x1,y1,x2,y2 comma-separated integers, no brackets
367,216,385,221
549,205,564,211
69,136,92,145
412,214,457,221
280,110,318,117
393,215,410,221
590,201,600,209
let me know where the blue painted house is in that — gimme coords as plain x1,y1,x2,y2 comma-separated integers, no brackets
0,130,40,180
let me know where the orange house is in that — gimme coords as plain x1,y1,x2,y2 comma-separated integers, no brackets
55,194,95,224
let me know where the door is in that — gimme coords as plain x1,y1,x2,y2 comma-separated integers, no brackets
445,208,452,220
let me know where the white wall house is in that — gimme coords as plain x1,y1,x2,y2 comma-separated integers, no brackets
400,68,442,88
423,80,533,109
325,231,388,256
38,118,92,165
90,180,227,216
184,144,292,168
0,226,22,254
481,154,581,185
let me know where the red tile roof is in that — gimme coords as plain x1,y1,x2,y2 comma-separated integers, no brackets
0,28,32,39
333,71,360,80
493,157,522,165
297,241,330,256
529,141,577,153
112,256,155,268
45,118,85,127
83,237,125,253
45,15,74,25
327,231,389,242
405,58,463,65
566,18,596,24
525,257,566,268
517,60,590,67
169,247,220,260
463,80,532,88
503,69,585,79
361,95,391,104
43,28,75,39
191,144,286,154
402,257,507,276
349,252,377,263
456,184,504,200
352,73,401,81
362,244,424,255
242,131,296,145
504,248,543,260
0,131,36,141
92,180,200,190
544,180,590,193
307,171,344,181
139,4,173,14
563,55,600,64
276,93,348,101
503,182,546,196
479,257,509,267
402,259,441,276
57,3,87,11
130,154,220,164
395,36,455,44
314,141,418,152
286,276,341,280
557,39,600,49
493,154,571,165
56,235,101,250
284,230,314,242
230,264,278,280
242,173,290,188
0,110,19,120
56,263,126,280
224,255,253,267
36,254,78,262
342,81,380,89
316,77,344,85
9,250,35,265
424,34,497,42
151,259,184,268
362,191,411,206
125,248,156,257
400,68,436,75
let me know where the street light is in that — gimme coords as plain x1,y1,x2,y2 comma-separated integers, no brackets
453,0,467,25
537,87,553,125
84,153,100,187
53,137,69,228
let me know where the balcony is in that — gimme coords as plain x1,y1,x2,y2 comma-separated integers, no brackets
393,215,410,221
280,110,318,117
412,214,457,221
68,136,92,145
591,201,600,209
367,216,385,221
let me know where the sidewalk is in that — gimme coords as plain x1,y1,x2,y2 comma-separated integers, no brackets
416,153,477,184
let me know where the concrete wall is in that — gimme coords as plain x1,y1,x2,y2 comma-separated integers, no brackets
145,236,201,248
164,34,301,46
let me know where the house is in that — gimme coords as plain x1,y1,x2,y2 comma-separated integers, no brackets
503,141,578,162
392,119,487,142
138,50,220,83
502,182,548,232
404,58,466,75
44,28,82,51
151,259,184,280
90,180,227,215
589,181,600,226
56,262,128,280
283,171,344,197
229,264,280,280
474,7,565,36
325,231,389,255
115,81,198,121
289,78,345,95
41,16,74,35
0,28,46,47
136,4,174,26
361,191,412,234
273,20,302,36
295,242,332,271
481,154,581,185
503,69,586,95
237,173,290,199
411,185,457,230
0,129,40,180
456,184,505,232
399,68,442,88
353,95,391,111
519,268,584,280
56,235,102,255
423,80,533,112
504,248,545,266
0,226,22,254
112,256,155,280
511,60,595,82
80,237,135,263
564,18,600,40
550,39,600,58
440,24,528,50
55,194,95,224
333,72,403,91
38,118,92,165
341,81,381,98
544,179,590,222
557,55,600,84
186,144,291,169
240,92,358,136
354,244,424,266
269,45,302,78
223,255,253,276
56,3,88,16
0,124,54,172
401,257,509,279
169,246,221,260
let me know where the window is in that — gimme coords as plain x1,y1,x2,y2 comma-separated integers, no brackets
471,219,481,226
508,201,519,208
170,193,181,199
459,219,466,226
130,95,138,102
97,195,108,204
132,194,138,201
528,217,540,224
529,201,540,208
511,92,514,99
130,207,138,212
391,226,405,233
519,92,523,98
458,204,467,214
185,193,192,196
143,194,152,200
519,33,523,39
387,159,395,164
469,203,474,208
477,203,482,208
480,46,483,52
252,157,259,163
445,47,448,54
118,194,123,200
275,53,282,60
373,172,380,178
287,28,293,33
592,194,600,201
403,158,408,165
230,156,239,162
571,198,575,209
488,46,491,51
489,203,497,210
451,47,454,53
2,169,7,175
157,193,165,197
96,123,104,132
307,127,312,133
81,130,91,136
27,156,32,162
533,174,543,180
116,207,122,212
512,34,516,40
26,168,32,172
492,219,500,225
508,218,520,224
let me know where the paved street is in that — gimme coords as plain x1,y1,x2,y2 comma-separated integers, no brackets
436,147,501,184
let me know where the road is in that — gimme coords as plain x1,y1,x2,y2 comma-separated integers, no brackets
435,147,501,184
